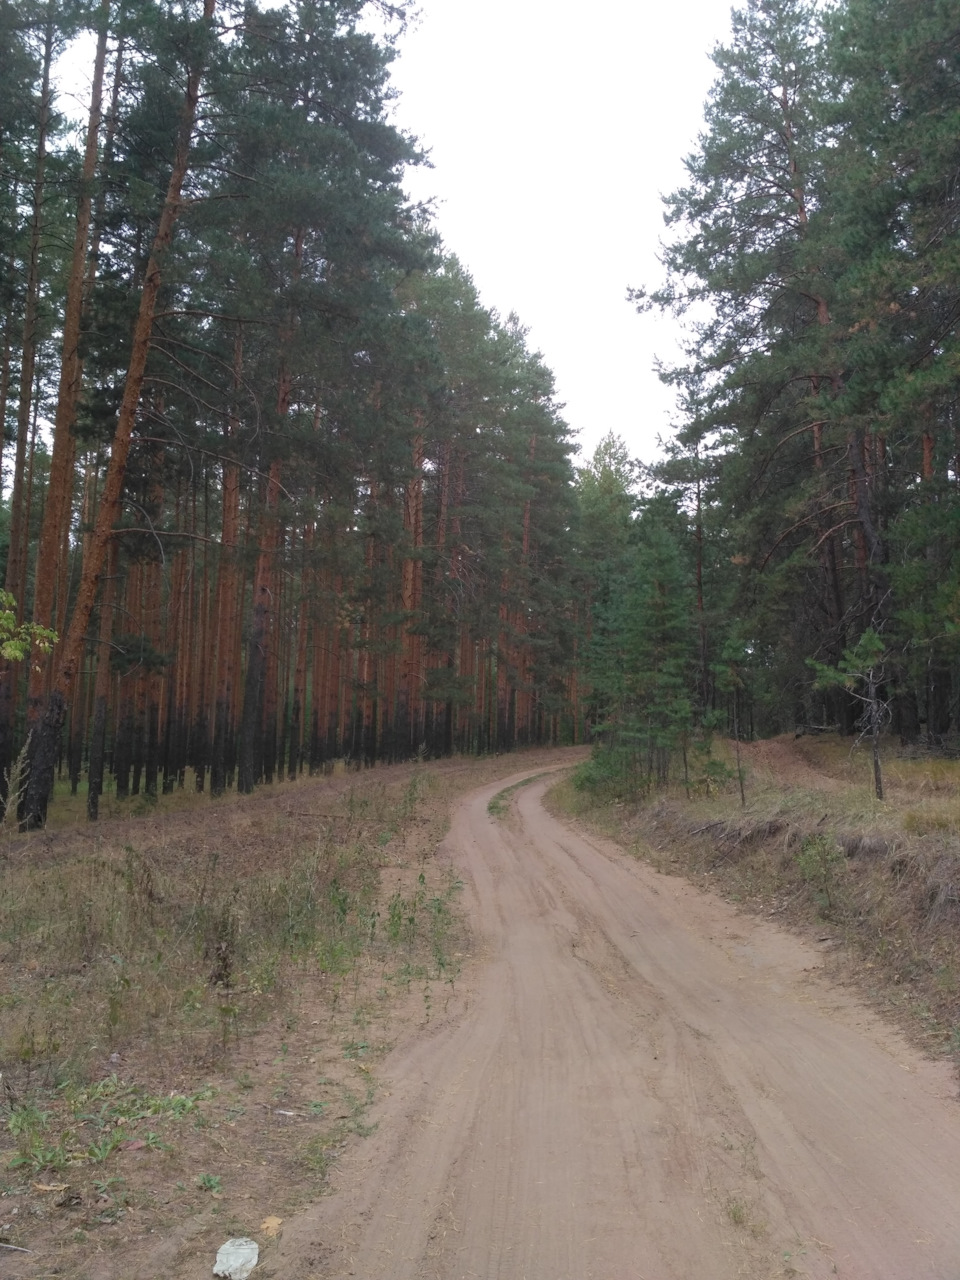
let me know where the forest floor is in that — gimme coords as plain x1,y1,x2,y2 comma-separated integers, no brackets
1,736,959,1278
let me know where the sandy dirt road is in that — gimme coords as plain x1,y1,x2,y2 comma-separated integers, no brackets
275,764,960,1280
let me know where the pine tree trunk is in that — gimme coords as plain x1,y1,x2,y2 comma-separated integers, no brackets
114,687,133,801
28,0,110,723
237,459,282,794
87,539,116,819
0,235,15,471
288,530,312,780
211,334,243,795
262,526,283,783
21,0,217,827
847,430,884,580
400,430,425,751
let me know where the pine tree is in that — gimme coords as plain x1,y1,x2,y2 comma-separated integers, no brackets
1,0,584,824
640,0,877,735
22,0,220,826
826,0,960,739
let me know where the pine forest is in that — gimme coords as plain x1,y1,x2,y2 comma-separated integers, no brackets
1,0,959,825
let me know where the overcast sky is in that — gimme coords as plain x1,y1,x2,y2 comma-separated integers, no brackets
57,1,736,467
387,0,735,465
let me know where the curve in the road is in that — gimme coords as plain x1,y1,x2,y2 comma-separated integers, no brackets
276,766,960,1280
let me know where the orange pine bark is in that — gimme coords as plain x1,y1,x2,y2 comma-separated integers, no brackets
29,0,110,712
22,0,217,826
400,429,425,747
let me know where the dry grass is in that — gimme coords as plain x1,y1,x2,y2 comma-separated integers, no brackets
0,765,447,1087
550,734,960,1066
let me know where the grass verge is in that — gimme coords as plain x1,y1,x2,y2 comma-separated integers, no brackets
486,772,547,819
0,767,449,1088
548,734,960,1069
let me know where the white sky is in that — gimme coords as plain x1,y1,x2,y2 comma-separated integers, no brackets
387,0,735,465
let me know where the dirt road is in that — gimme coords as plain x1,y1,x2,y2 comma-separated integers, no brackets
275,765,960,1280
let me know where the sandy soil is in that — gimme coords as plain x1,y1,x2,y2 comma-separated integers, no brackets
268,764,960,1280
